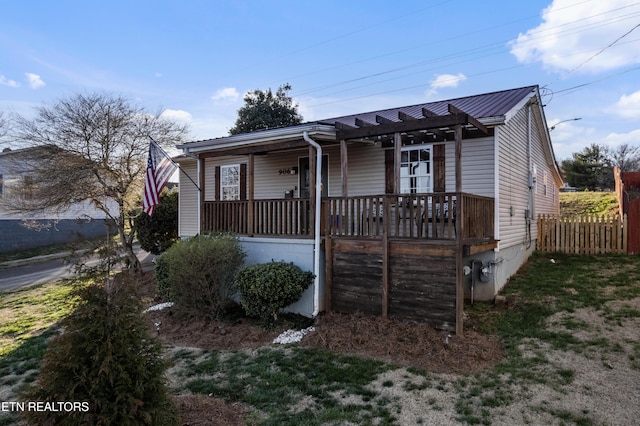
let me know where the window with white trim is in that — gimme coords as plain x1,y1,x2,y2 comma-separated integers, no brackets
400,145,432,194
220,164,240,200
543,171,548,196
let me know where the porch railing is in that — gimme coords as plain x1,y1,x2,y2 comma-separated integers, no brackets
324,193,494,241
202,193,494,241
203,199,311,237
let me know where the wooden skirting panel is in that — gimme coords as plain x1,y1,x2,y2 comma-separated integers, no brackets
328,238,457,331
388,243,456,330
330,240,383,315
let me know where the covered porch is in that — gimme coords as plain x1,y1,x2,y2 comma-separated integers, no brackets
188,105,499,333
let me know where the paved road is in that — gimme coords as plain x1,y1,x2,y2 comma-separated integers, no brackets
0,248,155,292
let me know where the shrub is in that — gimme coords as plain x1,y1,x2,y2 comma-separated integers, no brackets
135,190,178,255
156,233,246,320
236,261,314,323
20,275,177,425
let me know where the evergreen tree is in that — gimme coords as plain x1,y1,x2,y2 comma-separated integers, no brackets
21,275,178,425
229,84,303,135
136,190,178,255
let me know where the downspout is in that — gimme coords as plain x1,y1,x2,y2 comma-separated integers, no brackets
303,131,323,317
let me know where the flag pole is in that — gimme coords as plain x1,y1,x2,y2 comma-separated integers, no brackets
151,138,201,192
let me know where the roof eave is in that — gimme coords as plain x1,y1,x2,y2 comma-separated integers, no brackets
177,124,337,155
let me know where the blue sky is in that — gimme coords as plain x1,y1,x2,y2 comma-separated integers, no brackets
1,0,639,160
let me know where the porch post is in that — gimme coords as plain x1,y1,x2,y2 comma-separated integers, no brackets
340,139,348,196
248,153,255,236
393,133,402,193
198,156,205,234
454,124,464,336
309,145,317,238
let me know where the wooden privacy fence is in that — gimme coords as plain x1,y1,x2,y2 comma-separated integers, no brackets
537,214,628,254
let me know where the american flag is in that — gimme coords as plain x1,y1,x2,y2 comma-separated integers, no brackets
143,139,177,216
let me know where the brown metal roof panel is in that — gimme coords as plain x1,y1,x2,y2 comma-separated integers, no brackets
320,85,537,127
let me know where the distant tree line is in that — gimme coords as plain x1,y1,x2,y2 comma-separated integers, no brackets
561,143,640,191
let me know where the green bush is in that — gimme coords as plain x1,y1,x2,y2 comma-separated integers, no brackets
136,190,178,255
156,233,246,320
236,261,314,323
20,275,177,425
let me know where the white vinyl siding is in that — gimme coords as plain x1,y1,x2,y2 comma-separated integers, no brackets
497,106,536,249
444,136,495,197
177,158,199,237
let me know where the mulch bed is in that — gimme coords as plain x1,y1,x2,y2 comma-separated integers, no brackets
139,272,504,424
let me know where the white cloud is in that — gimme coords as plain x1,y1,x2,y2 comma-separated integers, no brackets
25,73,45,89
0,75,20,87
161,109,192,123
430,73,467,89
509,0,640,74
609,90,640,119
211,87,240,102
602,128,640,148
424,73,467,98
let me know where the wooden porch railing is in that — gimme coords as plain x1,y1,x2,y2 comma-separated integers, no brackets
202,193,494,241
203,199,311,237
324,193,494,241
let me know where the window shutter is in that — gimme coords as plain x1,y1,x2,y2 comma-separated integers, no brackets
240,163,247,200
433,144,446,192
214,165,220,200
384,150,394,194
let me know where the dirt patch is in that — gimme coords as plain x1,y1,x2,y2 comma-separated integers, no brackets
171,394,248,426
140,272,504,424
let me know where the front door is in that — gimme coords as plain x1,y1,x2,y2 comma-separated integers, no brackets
299,155,328,198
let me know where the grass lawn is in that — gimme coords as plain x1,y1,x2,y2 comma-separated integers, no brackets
2,253,640,425
559,191,619,216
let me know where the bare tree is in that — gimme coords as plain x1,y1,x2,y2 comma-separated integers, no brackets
11,92,189,271
605,143,640,172
0,110,10,149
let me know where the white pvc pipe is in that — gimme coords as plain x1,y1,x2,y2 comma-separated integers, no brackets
302,131,323,317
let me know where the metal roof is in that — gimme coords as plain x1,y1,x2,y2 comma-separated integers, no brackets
317,85,537,128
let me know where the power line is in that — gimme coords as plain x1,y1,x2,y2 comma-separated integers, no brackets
559,22,640,79
287,4,640,101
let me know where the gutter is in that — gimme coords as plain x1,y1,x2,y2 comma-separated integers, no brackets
302,131,323,317
177,124,336,155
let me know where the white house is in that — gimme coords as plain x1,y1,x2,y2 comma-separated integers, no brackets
175,85,562,333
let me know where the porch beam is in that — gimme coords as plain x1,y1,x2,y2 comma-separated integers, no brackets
355,117,377,128
337,112,469,140
375,115,394,124
197,139,309,158
422,107,438,118
448,104,489,135
398,111,419,122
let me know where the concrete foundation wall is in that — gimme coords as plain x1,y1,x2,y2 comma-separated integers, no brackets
462,243,534,302
238,237,321,317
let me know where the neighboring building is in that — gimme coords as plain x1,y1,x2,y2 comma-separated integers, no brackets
0,147,114,253
176,85,563,333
